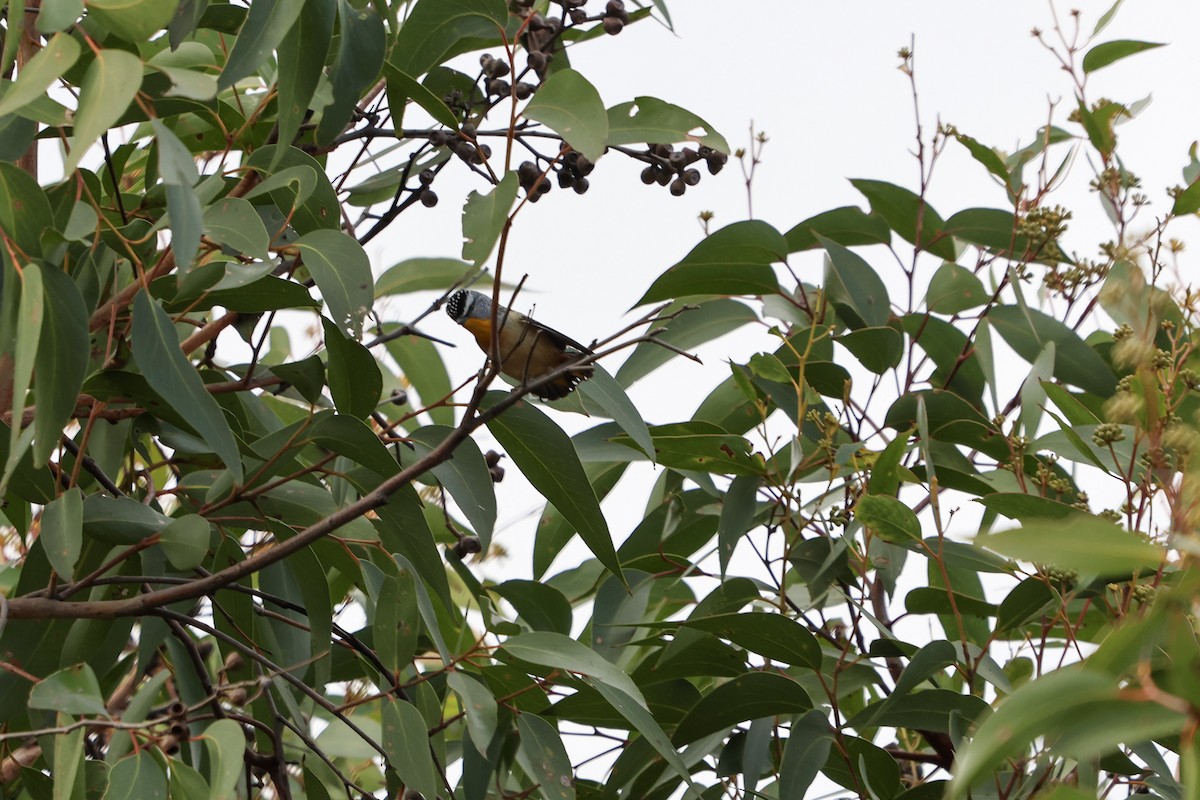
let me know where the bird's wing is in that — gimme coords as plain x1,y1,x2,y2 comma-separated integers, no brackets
525,316,594,356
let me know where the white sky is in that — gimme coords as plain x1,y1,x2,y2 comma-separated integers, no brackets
381,1,1200,569
31,1,1196,791
373,4,1200,788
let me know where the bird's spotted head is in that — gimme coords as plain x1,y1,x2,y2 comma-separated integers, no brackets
446,289,492,324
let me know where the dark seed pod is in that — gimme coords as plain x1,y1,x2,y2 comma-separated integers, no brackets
527,51,548,71
461,122,477,139
575,154,594,175
419,168,435,185
605,0,624,13
682,148,702,164
484,450,503,468
537,177,552,194
557,169,575,189
706,154,726,175
670,177,686,196
479,53,496,72
390,390,408,406
569,8,587,23
489,464,506,482
573,177,589,194
488,59,510,78
603,16,623,35
640,165,657,185
655,168,672,187
420,190,438,207
514,81,535,100
487,78,510,97
683,168,701,186
456,536,482,556
518,161,540,188
528,12,548,29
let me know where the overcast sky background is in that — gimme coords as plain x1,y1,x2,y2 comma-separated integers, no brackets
371,1,1200,586
15,0,1197,793
409,3,1200,788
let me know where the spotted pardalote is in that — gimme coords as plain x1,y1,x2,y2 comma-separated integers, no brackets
445,289,594,400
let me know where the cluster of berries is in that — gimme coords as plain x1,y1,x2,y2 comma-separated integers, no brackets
639,144,728,196
410,0,728,208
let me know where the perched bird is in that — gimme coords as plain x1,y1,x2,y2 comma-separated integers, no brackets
445,289,595,400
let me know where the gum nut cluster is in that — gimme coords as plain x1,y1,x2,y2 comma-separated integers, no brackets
639,143,729,196
430,123,492,170
517,145,595,202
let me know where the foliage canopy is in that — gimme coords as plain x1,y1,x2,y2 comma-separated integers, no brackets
0,1,1198,798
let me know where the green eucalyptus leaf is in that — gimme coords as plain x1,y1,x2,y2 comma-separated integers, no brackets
321,318,382,419
682,611,820,669
41,488,83,580
673,672,811,745
105,752,166,800
152,120,202,271
0,162,53,256
204,719,244,799
29,663,108,716
606,96,728,153
0,33,79,118
219,0,305,89
977,516,1162,575
203,196,270,262
516,714,575,800
66,50,143,175
637,220,784,306
87,0,178,41
33,266,88,466
616,299,757,388
819,234,890,328
856,494,921,543
382,698,440,799
1082,40,1164,73
296,229,373,338
484,392,621,582
316,1,385,145
389,0,507,79
523,68,608,161
131,291,244,482
987,305,1116,396
158,514,211,570
785,205,890,252
926,261,988,314
462,172,518,267
275,0,335,159
851,178,956,260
